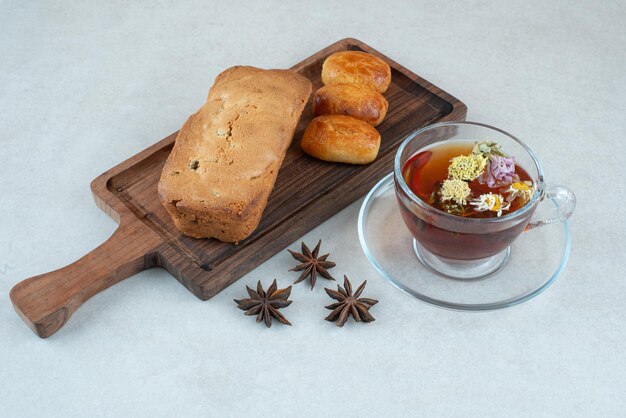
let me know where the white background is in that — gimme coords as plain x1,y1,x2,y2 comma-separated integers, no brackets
1,1,625,416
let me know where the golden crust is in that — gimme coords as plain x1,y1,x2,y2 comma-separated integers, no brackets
313,83,389,126
300,115,381,165
158,66,312,242
321,51,392,93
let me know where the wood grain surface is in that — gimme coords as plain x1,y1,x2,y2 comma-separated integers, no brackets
10,38,467,338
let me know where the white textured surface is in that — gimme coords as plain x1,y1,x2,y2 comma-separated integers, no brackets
1,0,625,416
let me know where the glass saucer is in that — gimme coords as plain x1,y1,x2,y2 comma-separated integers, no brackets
357,173,571,311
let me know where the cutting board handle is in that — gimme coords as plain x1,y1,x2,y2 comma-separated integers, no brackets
10,223,162,338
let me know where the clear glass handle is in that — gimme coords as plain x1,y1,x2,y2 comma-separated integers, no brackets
526,184,576,231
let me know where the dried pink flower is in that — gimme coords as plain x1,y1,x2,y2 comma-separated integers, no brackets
479,155,516,187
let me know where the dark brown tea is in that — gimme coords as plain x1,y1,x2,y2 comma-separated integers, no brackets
397,141,537,260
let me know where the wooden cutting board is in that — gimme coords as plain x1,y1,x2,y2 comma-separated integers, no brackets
10,38,467,338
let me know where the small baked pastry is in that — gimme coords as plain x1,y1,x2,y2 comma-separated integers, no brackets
313,83,389,126
321,51,392,93
300,115,381,164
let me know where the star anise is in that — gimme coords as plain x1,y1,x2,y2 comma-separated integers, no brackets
324,276,378,327
288,240,336,289
234,280,292,327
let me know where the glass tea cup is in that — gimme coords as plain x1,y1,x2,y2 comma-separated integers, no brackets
394,121,576,279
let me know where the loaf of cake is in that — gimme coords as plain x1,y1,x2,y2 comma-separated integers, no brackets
158,66,312,242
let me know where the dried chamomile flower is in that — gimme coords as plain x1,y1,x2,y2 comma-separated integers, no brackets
470,193,510,217
505,181,535,204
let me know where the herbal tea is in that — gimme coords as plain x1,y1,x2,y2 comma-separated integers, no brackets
397,140,538,260
402,141,535,218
